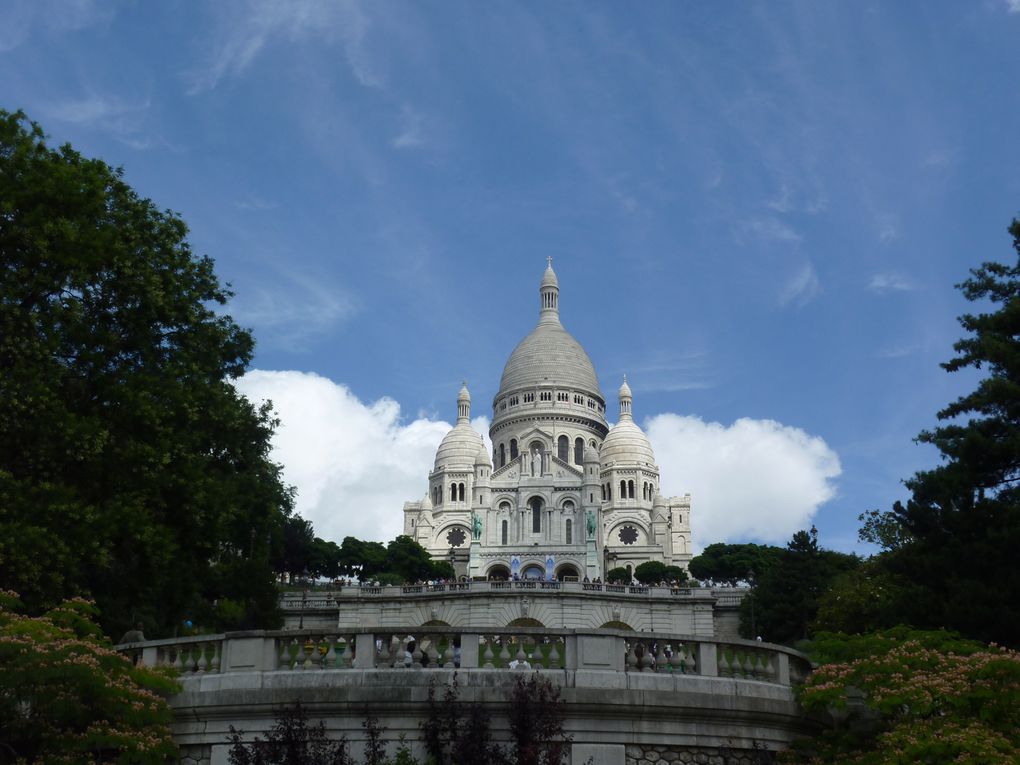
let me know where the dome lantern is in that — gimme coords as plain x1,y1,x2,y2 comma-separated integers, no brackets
457,381,471,423
539,256,560,324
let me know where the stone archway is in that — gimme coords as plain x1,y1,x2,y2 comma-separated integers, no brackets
521,564,545,580
487,564,510,581
556,563,580,581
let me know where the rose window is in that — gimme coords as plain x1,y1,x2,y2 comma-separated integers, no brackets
618,526,638,545
447,528,467,547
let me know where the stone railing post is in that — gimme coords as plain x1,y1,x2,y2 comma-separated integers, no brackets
460,633,479,668
141,645,159,667
353,633,375,668
697,642,718,677
220,635,276,672
776,651,790,685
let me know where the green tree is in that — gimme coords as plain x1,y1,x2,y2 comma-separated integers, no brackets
811,561,907,635
742,528,858,644
688,543,782,586
0,592,180,764
632,561,688,585
786,628,1020,764
0,111,292,637
227,700,351,765
865,219,1020,646
605,567,630,584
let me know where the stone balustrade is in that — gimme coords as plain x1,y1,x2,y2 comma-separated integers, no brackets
118,626,806,686
278,580,733,609
117,627,815,765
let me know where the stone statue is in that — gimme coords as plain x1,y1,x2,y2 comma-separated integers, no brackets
531,449,541,476
471,512,482,540
586,510,596,537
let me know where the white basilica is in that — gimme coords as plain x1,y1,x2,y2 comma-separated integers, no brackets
402,261,693,581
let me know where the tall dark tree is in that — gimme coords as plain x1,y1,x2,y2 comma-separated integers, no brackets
741,528,858,645
870,219,1020,646
0,111,292,637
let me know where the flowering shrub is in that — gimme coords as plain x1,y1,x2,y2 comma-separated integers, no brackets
785,628,1020,764
0,591,180,764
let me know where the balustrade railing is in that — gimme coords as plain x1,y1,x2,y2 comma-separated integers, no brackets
116,627,808,687
278,582,747,608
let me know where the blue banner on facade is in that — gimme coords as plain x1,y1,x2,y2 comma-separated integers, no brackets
510,555,521,579
545,555,555,581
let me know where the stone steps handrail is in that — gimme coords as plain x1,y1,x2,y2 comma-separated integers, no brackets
116,627,808,686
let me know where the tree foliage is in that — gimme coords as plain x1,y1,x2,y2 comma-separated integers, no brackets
0,592,180,764
632,561,688,585
859,220,1020,646
227,701,350,765
740,529,858,644
688,543,782,586
0,111,292,637
785,628,1020,764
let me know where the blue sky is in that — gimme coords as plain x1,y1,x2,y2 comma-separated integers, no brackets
4,1,1020,552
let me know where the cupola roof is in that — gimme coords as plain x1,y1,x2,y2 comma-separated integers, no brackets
496,260,602,401
600,375,656,467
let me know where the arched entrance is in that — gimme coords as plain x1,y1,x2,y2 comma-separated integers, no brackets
487,564,510,580
521,564,545,580
556,563,580,581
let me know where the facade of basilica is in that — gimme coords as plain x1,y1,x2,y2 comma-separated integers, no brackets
402,261,693,581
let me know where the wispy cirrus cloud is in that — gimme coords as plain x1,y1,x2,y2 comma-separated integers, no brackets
228,271,357,349
868,273,916,294
0,0,114,52
1007,0,1020,14
392,105,425,149
779,262,821,308
187,0,378,94
43,93,159,150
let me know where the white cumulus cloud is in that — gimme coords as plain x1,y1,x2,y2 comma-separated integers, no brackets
235,370,471,543
645,414,841,548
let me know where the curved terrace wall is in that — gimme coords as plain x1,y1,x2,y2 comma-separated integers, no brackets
279,581,748,638
120,625,816,765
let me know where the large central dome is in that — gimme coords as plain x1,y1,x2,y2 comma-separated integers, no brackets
495,260,602,400
498,322,601,397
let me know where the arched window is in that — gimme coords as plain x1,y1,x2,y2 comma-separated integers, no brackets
563,500,574,513
601,484,606,500
557,435,569,461
499,443,505,468
620,480,627,498
510,438,518,460
531,497,542,533
439,485,443,503
565,519,572,544
451,482,457,502
628,480,635,499
589,439,596,450
574,437,584,464
458,483,465,502
501,519,508,545
607,484,612,501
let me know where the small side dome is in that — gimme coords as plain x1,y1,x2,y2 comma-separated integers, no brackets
601,375,656,467
435,383,482,470
601,420,656,466
421,493,434,511
583,442,600,465
475,436,492,466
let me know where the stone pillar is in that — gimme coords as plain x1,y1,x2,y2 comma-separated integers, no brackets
697,642,718,677
353,633,375,669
